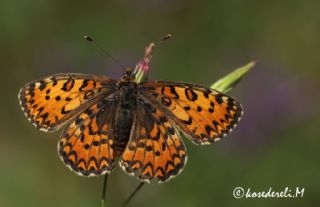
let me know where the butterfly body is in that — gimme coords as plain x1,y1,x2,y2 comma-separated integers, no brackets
19,68,243,182
113,76,138,154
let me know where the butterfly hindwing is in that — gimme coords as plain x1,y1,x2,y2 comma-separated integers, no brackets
141,81,243,145
18,73,116,132
58,98,118,176
120,96,187,183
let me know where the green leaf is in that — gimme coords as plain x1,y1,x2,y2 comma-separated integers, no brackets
210,61,256,93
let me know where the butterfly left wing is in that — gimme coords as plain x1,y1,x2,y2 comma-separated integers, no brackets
120,97,187,183
18,73,116,132
140,81,243,145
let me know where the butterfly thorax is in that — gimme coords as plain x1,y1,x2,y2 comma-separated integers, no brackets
113,80,138,154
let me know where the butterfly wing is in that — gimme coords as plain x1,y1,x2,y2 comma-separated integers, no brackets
58,98,118,176
120,96,187,183
140,81,243,144
18,73,116,132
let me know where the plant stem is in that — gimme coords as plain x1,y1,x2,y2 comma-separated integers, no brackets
101,174,108,207
122,182,145,207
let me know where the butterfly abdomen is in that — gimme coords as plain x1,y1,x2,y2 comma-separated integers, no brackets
113,81,138,154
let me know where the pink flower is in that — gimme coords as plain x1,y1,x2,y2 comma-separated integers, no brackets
134,42,155,83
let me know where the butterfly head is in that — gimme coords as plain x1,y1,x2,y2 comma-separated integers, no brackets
121,68,135,82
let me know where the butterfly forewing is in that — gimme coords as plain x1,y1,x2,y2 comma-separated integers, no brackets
18,73,116,132
140,81,243,145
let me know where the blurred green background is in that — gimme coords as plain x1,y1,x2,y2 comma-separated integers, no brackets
1,0,319,207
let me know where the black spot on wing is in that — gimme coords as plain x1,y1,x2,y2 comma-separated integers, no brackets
169,85,180,99
215,94,223,104
185,88,197,101
38,80,46,91
161,97,172,106
61,78,75,92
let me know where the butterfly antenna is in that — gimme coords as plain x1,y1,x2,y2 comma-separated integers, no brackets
84,35,127,71
156,33,172,47
122,182,145,207
101,174,108,207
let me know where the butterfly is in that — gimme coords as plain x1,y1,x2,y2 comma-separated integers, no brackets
18,48,243,183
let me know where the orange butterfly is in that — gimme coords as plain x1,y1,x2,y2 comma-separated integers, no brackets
18,42,243,183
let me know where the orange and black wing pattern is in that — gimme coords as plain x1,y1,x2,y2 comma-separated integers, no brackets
58,99,118,176
140,81,243,145
120,97,187,183
18,73,116,132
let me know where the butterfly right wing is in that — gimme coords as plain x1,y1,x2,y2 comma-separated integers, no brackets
18,73,116,132
140,81,243,145
58,97,118,176
120,96,187,183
